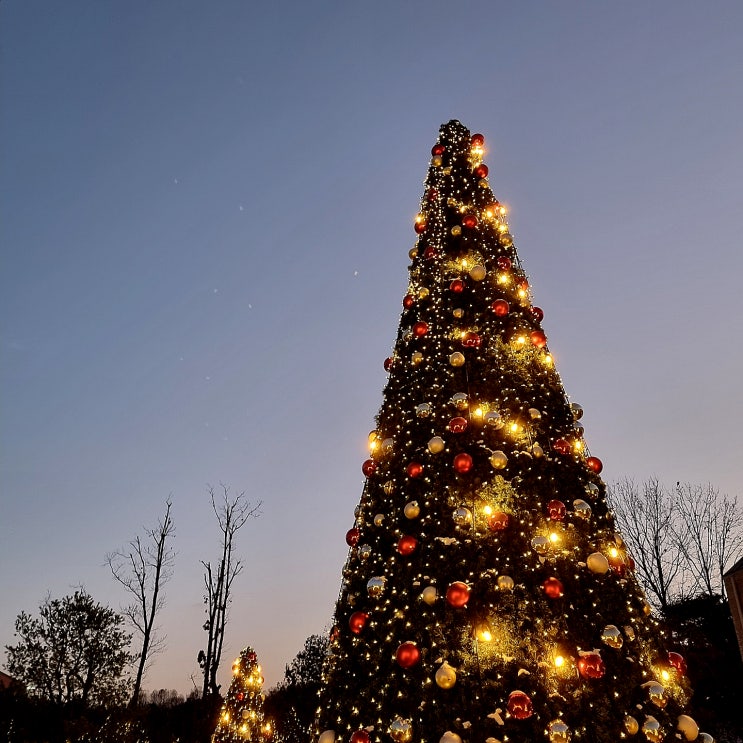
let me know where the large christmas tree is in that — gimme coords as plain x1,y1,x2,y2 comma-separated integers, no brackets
313,121,709,743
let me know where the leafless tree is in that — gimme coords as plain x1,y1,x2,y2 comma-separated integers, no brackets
608,477,689,612
107,498,175,706
674,482,743,599
198,484,261,698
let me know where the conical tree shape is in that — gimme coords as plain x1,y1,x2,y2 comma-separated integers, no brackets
213,647,270,743
313,121,705,743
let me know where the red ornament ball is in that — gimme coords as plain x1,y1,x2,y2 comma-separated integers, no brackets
345,527,360,546
586,456,603,474
403,294,415,309
237,692,244,701
426,187,438,201
461,331,481,348
448,416,468,434
497,256,512,271
384,357,394,372
488,511,510,531
547,500,567,521
395,642,421,668
507,690,533,720
543,576,564,599
453,452,473,473
423,245,438,261
407,461,424,478
668,651,687,675
492,299,510,317
531,306,544,322
450,278,465,293
414,219,427,234
446,581,470,607
348,611,369,634
518,278,529,292
462,214,478,229
431,144,445,156
412,321,429,337
471,133,485,147
362,459,377,477
553,438,571,455
530,330,547,348
397,535,418,555
474,163,489,179
578,652,606,679
351,731,370,743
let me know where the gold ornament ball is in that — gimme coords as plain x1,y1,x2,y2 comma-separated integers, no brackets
374,513,385,526
570,402,584,420
440,733,461,743
318,731,336,743
421,585,437,605
484,411,503,428
490,451,508,469
435,661,457,689
600,624,623,649
416,403,432,418
432,155,443,167
501,233,513,247
451,392,469,410
469,264,487,281
367,576,385,597
358,544,372,561
528,407,542,420
532,443,544,457
408,247,418,260
646,682,667,708
586,552,609,574
384,480,395,495
404,501,420,519
449,351,466,367
442,166,452,175
412,351,424,366
676,715,699,741
382,437,394,453
698,734,715,743
419,287,430,299
452,507,472,526
585,482,600,499
389,718,413,743
531,536,549,555
478,178,489,188
497,575,515,590
452,308,464,318
573,499,592,519
548,720,571,743
624,716,639,735
451,225,462,236
642,716,664,743
428,436,445,454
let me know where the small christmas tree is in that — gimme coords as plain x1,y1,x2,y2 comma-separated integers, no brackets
313,121,710,743
213,647,270,743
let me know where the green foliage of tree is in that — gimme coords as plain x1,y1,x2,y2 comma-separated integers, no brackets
4,589,133,708
265,634,328,743
663,594,743,741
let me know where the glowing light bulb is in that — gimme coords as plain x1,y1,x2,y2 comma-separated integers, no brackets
610,547,619,559
474,407,483,418
661,670,670,681
510,422,520,433
549,532,560,544
554,655,565,668
544,354,553,365
483,505,493,516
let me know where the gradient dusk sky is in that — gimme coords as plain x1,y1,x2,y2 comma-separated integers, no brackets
2,1,743,694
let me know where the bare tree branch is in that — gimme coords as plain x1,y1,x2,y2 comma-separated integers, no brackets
106,498,175,706
198,484,261,698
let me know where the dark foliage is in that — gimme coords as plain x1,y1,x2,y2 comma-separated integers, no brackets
663,594,743,742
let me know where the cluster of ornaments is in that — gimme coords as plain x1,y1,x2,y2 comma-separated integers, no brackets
316,123,706,743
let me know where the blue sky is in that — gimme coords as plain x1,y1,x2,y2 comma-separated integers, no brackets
2,1,742,693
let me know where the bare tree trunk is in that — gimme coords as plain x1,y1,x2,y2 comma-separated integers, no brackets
107,499,175,707
608,477,687,611
198,485,261,699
